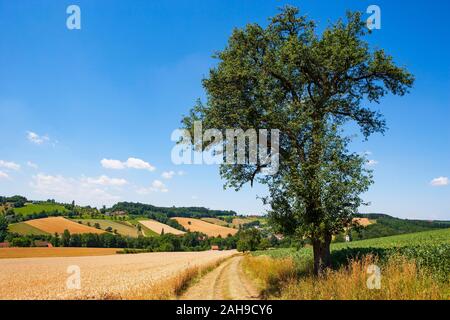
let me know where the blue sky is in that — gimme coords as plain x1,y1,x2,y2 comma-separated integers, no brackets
0,0,449,219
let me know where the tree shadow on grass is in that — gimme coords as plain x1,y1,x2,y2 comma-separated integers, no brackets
330,247,391,269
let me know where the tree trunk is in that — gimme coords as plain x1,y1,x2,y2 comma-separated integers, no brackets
312,234,332,276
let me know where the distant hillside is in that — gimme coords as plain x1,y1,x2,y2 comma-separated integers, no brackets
110,202,237,218
346,213,450,241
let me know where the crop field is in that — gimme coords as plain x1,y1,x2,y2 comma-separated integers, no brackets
25,217,105,235
8,222,49,235
13,203,68,216
138,219,185,236
173,217,238,237
0,247,119,259
0,250,237,299
74,219,140,237
353,217,375,227
254,228,450,283
201,217,233,227
232,217,259,227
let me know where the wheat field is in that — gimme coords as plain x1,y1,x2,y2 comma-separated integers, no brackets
172,217,238,237
25,217,105,235
0,250,237,299
138,220,185,236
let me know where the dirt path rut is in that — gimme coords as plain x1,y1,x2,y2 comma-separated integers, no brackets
180,255,259,300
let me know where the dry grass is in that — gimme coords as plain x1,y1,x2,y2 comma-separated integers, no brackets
138,219,185,236
0,250,237,299
243,255,448,300
25,217,104,235
282,255,447,300
0,248,119,259
242,255,298,298
172,217,238,237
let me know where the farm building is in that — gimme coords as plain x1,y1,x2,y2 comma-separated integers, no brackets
211,245,220,251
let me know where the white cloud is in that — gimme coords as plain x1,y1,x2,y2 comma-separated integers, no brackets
162,170,185,179
27,161,38,169
430,177,449,187
27,131,50,145
30,173,121,206
137,180,168,194
0,160,21,171
125,158,155,171
101,159,125,170
367,159,378,166
83,175,128,186
0,171,9,180
162,170,175,179
101,157,155,171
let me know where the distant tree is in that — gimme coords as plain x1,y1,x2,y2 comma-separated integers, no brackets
69,233,82,247
51,232,60,247
258,238,271,250
0,215,8,242
237,229,262,252
94,223,101,229
62,229,71,247
105,226,113,232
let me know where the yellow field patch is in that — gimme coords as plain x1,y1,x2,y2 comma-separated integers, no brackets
25,217,105,235
0,247,119,259
138,220,185,236
172,217,238,238
353,218,375,227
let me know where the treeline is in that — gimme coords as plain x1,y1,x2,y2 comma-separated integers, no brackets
335,214,450,242
4,230,239,251
0,195,27,208
4,210,72,224
111,202,237,218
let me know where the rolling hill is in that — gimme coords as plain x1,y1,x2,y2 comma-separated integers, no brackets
13,203,68,216
346,213,450,241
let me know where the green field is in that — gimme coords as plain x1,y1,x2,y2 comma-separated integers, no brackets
13,203,68,216
255,228,450,282
73,219,141,237
8,222,49,236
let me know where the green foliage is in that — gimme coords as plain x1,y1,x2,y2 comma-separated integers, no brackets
237,228,263,252
10,237,32,247
0,215,8,242
61,229,71,247
180,6,414,273
346,214,450,241
1,195,27,208
111,202,236,218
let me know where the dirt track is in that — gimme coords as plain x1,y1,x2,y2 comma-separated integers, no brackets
181,256,259,300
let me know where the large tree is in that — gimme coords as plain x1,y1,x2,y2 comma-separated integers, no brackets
181,7,413,274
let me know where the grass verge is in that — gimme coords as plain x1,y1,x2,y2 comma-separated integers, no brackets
242,254,449,300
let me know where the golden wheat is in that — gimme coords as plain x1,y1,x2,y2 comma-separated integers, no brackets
0,250,237,300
